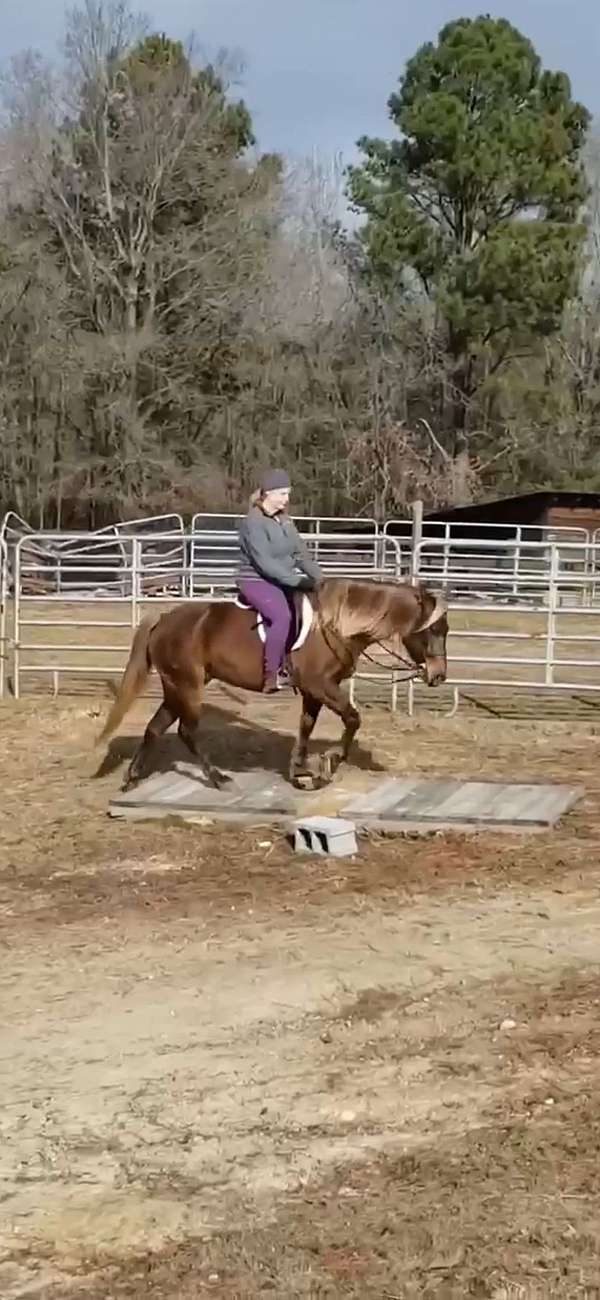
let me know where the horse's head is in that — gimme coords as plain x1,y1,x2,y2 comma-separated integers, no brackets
402,588,448,687
316,577,449,686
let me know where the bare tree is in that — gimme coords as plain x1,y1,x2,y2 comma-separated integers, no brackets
2,3,594,527
0,5,278,523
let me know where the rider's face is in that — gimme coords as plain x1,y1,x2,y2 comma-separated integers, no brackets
262,487,290,515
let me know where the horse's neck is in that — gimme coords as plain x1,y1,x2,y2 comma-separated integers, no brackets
351,632,372,651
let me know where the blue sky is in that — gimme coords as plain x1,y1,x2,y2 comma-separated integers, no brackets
2,0,598,162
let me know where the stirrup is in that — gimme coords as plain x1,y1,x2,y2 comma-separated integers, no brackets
263,671,291,694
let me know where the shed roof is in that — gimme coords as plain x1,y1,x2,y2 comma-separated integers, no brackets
425,491,600,524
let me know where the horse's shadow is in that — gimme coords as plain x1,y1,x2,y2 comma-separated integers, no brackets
93,701,386,782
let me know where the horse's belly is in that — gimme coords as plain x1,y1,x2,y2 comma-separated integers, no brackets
205,615,265,692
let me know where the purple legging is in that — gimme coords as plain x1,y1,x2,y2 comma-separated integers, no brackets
237,578,293,676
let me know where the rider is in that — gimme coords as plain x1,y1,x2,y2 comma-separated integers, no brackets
236,469,322,693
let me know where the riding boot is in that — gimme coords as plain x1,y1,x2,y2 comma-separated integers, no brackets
263,669,291,694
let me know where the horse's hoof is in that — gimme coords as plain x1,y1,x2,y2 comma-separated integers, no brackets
211,769,231,790
291,772,316,791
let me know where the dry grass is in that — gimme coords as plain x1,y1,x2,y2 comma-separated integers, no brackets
3,693,600,1299
1,687,600,888
64,1097,600,1299
21,971,600,1299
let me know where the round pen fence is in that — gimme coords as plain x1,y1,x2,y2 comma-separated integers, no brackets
2,510,600,711
0,533,7,701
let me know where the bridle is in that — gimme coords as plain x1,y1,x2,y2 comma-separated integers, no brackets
307,585,447,684
319,622,425,683
360,640,424,681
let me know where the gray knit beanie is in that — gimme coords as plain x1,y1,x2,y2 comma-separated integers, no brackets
260,469,291,492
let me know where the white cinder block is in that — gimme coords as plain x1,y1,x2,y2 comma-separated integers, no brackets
292,816,357,857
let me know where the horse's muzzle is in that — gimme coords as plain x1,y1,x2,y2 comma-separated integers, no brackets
424,659,447,687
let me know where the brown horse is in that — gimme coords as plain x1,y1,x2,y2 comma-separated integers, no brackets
98,577,448,791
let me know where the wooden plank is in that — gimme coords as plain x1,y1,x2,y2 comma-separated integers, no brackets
112,767,274,809
346,779,460,819
158,775,215,806
369,817,543,837
228,771,297,814
112,773,214,809
109,766,297,820
430,783,579,827
489,784,544,822
369,782,582,834
466,782,580,826
109,804,296,825
343,777,417,816
458,783,533,821
345,778,583,829
426,782,510,821
112,770,175,804
512,784,581,826
402,782,573,827
397,774,472,816
234,790,296,814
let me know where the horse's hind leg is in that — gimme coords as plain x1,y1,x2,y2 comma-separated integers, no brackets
122,700,176,791
177,672,230,790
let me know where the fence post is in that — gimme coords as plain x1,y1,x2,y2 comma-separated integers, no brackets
443,522,450,585
545,545,559,686
512,527,521,598
376,521,385,574
407,677,415,717
131,538,140,628
410,499,423,583
188,531,195,598
13,539,21,699
583,531,593,608
0,539,6,700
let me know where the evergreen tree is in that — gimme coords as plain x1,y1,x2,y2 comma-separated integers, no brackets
348,16,590,440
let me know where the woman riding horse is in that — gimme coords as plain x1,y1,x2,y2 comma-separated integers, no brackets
98,519,448,793
236,470,322,693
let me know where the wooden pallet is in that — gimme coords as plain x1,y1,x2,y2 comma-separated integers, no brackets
109,766,296,824
342,777,583,834
109,766,582,835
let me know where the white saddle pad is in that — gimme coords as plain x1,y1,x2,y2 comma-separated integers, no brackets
235,593,314,651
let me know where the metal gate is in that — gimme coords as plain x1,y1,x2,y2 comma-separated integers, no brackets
3,514,600,709
6,529,404,696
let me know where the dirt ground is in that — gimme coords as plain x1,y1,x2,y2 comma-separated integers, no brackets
2,685,600,1299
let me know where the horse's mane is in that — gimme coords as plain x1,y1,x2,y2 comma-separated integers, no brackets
316,576,421,642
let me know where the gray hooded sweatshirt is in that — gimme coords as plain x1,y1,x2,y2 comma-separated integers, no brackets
237,508,322,588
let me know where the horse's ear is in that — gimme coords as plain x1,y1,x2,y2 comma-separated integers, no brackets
416,590,447,631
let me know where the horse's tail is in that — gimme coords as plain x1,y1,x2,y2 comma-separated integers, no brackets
96,616,156,746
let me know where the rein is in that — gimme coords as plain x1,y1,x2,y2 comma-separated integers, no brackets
318,620,355,674
319,620,423,683
361,640,423,681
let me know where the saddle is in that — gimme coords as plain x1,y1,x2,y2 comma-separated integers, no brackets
234,591,314,652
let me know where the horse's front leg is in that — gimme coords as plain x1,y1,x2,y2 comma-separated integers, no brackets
289,692,322,787
317,679,361,786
